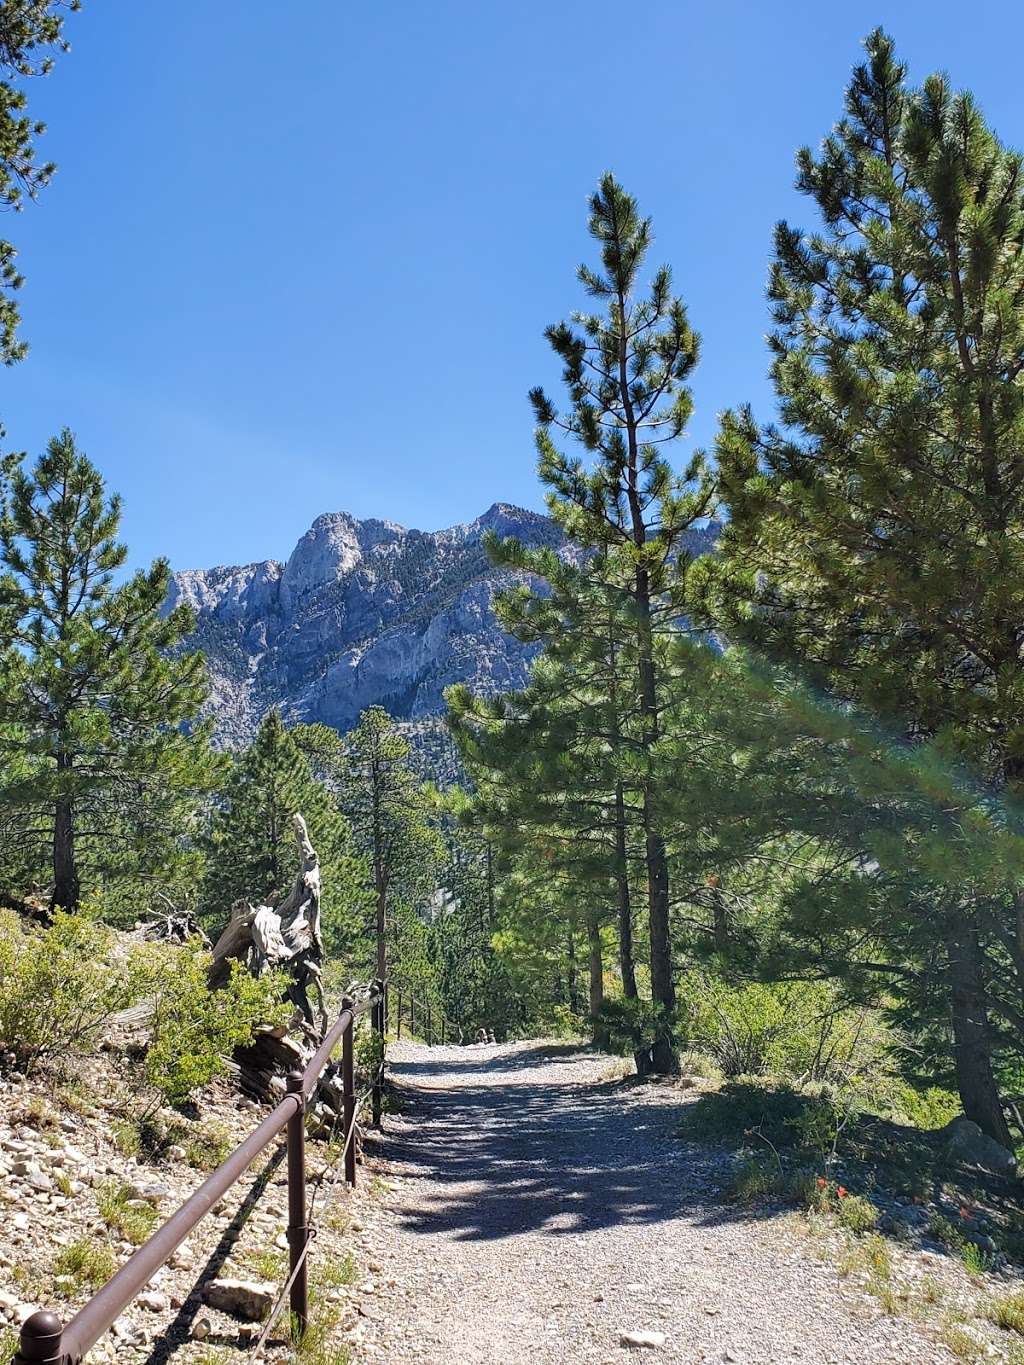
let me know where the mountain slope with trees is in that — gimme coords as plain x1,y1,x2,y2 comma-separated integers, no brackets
167,503,567,748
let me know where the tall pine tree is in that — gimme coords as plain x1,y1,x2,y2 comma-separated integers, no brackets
696,30,1024,1143
494,174,714,1072
0,430,218,910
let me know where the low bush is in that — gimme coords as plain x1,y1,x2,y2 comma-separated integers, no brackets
131,940,288,1112
962,1241,996,1278
96,1180,159,1245
185,1120,234,1172
727,1154,784,1204
929,1212,966,1251
0,908,143,1072
837,1192,879,1234
676,1080,825,1150
680,974,891,1087
53,1239,118,1296
987,1288,1024,1335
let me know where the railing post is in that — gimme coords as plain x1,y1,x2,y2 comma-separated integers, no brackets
410,995,416,1037
285,1070,309,1339
396,988,402,1039
371,980,384,1129
426,1001,432,1046
440,1017,445,1045
341,997,356,1188
14,1311,63,1364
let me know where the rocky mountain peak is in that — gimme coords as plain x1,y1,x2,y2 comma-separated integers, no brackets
171,503,562,747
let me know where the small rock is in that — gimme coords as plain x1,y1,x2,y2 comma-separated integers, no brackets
190,1316,212,1340
621,1330,666,1350
136,1292,169,1312
130,1181,171,1205
204,1278,275,1322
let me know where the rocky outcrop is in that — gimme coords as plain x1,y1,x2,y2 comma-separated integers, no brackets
941,1116,1018,1178
167,503,567,747
169,504,721,750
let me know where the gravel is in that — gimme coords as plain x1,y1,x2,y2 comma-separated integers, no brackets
349,1040,957,1364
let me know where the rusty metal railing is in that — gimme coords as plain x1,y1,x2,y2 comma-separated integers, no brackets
11,982,385,1365
392,982,457,1046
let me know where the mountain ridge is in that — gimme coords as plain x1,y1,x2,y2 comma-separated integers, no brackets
168,502,565,747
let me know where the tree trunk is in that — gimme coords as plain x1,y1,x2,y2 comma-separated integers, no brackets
586,910,608,1048
612,252,677,1076
566,923,580,1017
711,881,729,954
947,926,1012,1147
375,871,387,983
51,756,79,911
614,783,650,1075
372,755,387,983
614,784,638,999
645,804,678,1074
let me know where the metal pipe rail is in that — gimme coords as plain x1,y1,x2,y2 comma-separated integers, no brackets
12,983,384,1365
391,983,456,1046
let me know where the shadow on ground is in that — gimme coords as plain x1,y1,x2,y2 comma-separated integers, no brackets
378,1045,774,1245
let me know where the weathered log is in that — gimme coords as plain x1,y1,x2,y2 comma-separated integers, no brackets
208,814,327,1034
208,813,340,1106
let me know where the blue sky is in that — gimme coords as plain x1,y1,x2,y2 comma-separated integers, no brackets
2,1,1022,572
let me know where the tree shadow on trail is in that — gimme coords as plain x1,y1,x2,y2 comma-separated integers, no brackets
377,1054,783,1245
393,1043,594,1080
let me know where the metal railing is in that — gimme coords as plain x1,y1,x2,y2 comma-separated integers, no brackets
391,983,457,1046
12,982,386,1365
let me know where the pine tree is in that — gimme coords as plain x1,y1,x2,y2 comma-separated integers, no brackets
0,430,218,910
205,708,368,954
426,800,519,1041
495,174,715,1072
0,1,81,364
302,707,441,984
448,632,639,1055
696,30,1024,1143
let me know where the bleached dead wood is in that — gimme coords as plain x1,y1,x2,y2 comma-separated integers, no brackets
208,813,328,1036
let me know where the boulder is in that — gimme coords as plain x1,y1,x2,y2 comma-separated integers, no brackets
942,1117,1017,1178
203,1278,275,1322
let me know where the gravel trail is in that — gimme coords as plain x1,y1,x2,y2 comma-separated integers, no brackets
351,1041,953,1364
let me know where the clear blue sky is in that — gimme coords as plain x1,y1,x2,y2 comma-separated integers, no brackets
2,0,1022,572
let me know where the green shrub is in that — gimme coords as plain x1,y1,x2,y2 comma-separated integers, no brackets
837,1193,879,1234
0,908,144,1072
185,1121,234,1172
676,1080,824,1149
882,1083,960,1130
96,1180,159,1245
727,1155,784,1204
987,1288,1024,1335
53,1238,117,1296
929,1213,966,1251
315,1251,356,1290
962,1241,995,1278
136,941,287,1109
788,1168,832,1212
680,974,890,1086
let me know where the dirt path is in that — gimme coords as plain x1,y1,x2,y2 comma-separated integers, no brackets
348,1041,953,1364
